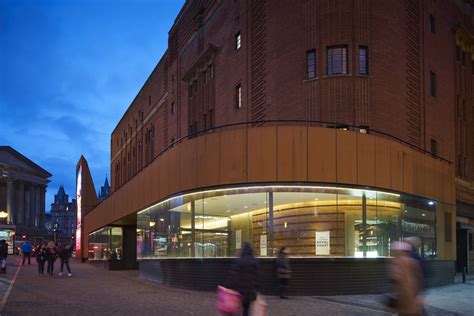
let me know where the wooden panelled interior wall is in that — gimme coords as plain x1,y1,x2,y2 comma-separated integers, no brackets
84,126,456,259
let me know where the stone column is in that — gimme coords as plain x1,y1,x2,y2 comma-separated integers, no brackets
39,186,46,228
35,186,41,227
6,181,14,224
17,182,25,225
29,186,36,227
24,186,30,226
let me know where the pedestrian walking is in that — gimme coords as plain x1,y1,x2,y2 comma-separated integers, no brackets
231,243,259,316
21,240,33,265
0,240,8,273
58,243,72,277
276,247,291,299
36,243,47,276
46,241,57,276
386,241,423,315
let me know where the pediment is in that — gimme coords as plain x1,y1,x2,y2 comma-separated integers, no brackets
0,146,51,178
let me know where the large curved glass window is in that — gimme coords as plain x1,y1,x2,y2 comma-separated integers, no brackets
136,185,437,259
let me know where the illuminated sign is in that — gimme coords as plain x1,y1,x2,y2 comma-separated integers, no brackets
76,165,82,254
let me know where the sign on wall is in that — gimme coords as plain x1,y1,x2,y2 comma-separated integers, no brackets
315,231,330,255
75,165,82,254
260,234,267,256
236,230,241,249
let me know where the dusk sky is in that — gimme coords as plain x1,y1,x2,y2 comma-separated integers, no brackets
0,0,185,210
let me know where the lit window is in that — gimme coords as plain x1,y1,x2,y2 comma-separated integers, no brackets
235,84,242,109
235,32,241,50
359,46,368,75
306,49,316,79
327,46,348,75
429,15,435,34
430,70,436,97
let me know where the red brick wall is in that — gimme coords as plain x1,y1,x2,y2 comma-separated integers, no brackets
109,0,474,206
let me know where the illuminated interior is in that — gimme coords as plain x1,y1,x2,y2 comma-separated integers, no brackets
133,184,438,259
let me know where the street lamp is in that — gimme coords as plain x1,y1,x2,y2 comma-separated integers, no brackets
0,210,8,224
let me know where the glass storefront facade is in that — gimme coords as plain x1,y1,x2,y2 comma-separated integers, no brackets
136,185,441,259
88,226,123,261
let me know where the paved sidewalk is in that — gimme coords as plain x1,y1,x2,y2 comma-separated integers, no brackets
1,259,473,315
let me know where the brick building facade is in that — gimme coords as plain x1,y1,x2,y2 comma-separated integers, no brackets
82,0,474,293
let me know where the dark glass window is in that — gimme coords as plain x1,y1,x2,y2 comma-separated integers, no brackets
306,49,316,79
171,102,175,115
430,71,436,97
429,15,435,34
431,139,437,156
235,32,241,50
327,46,348,75
235,83,242,109
445,212,452,242
359,46,368,75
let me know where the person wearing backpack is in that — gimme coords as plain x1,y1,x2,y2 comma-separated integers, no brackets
58,243,72,277
46,241,57,276
36,243,47,276
21,240,33,265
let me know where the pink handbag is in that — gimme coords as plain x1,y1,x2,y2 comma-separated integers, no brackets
216,285,242,315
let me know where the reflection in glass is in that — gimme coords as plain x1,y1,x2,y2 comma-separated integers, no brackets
88,226,123,260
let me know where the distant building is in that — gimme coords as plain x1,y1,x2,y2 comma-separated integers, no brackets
0,146,51,248
50,186,76,243
97,176,110,202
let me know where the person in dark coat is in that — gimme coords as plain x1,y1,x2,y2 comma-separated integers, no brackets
46,241,57,276
36,243,47,276
58,243,72,276
276,247,291,299
231,243,259,316
0,240,8,273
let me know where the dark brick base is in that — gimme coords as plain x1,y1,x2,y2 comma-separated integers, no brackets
139,258,455,296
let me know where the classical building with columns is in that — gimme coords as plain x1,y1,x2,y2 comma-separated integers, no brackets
0,146,51,246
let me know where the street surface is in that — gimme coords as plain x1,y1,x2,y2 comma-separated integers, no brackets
0,257,472,315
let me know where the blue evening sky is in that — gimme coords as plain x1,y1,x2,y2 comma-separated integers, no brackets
0,0,185,210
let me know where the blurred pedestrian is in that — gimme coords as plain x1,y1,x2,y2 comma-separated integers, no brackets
388,241,423,315
276,247,291,299
21,240,33,265
58,243,72,277
0,240,8,273
232,243,259,316
36,243,47,276
46,241,57,276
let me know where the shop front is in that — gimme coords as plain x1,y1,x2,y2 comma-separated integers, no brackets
136,184,453,295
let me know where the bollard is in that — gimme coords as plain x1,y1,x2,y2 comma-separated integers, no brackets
462,267,467,283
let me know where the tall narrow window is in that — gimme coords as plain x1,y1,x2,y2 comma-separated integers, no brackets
235,83,242,109
429,15,435,34
327,46,348,75
235,32,241,50
445,212,452,242
149,95,151,106
359,46,369,75
171,102,175,115
431,139,437,156
430,70,436,97
306,49,316,79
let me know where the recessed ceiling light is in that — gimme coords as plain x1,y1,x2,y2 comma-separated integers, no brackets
422,213,426,217
244,206,248,209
